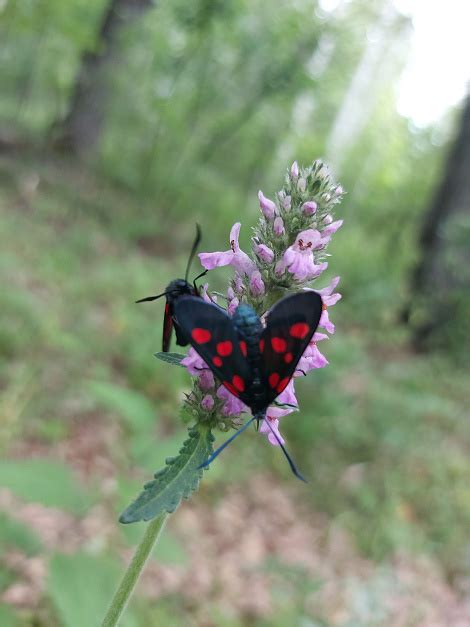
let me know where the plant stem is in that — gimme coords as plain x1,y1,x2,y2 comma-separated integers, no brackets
101,512,168,627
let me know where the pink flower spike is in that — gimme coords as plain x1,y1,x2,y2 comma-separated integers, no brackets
290,161,299,178
274,217,285,236
249,271,265,297
302,201,317,216
182,347,209,376
253,242,274,263
199,223,256,276
199,369,215,391
258,190,276,220
201,395,215,411
217,385,247,416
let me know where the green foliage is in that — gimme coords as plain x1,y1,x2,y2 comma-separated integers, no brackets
154,352,186,367
0,605,19,627
0,459,90,514
0,513,42,557
88,380,157,431
120,425,214,523
47,552,138,627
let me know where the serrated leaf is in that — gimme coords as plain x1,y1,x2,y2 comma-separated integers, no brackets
119,425,213,524
154,352,186,366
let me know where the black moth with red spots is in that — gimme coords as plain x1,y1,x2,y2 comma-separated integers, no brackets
135,225,207,352
174,291,323,480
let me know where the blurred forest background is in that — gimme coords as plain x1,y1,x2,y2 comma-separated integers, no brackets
0,0,469,625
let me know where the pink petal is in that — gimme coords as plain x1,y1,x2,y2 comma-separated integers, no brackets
258,191,276,220
198,250,233,270
229,222,242,250
319,309,335,334
217,385,247,416
181,347,209,375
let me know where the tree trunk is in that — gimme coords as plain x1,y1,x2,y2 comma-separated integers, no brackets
52,0,154,155
403,96,470,352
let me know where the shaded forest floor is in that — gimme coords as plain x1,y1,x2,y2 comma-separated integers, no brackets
0,151,469,626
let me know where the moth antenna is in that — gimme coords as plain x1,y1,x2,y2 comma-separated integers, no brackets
198,416,257,470
135,291,168,303
135,289,180,303
184,224,202,283
263,417,307,483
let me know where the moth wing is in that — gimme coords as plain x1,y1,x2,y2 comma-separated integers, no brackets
260,291,323,398
174,296,253,401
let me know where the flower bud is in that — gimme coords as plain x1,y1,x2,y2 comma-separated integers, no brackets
201,395,215,411
282,195,291,211
228,297,239,316
249,270,265,297
273,216,285,236
297,177,306,192
302,201,317,215
258,190,276,220
290,161,299,178
199,369,215,391
254,243,275,263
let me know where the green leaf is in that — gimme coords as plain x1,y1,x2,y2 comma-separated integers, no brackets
119,425,214,524
47,553,137,627
88,380,156,431
154,352,186,367
0,512,42,557
0,459,90,514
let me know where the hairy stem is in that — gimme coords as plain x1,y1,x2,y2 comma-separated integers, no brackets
101,512,168,626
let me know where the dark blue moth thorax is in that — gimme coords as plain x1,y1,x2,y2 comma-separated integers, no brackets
232,304,266,413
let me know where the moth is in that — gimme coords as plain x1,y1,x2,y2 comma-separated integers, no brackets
136,225,207,352
174,291,323,480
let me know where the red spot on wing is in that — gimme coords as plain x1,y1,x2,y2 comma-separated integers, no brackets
165,303,169,314
289,322,309,339
276,377,290,393
284,352,293,364
213,356,223,367
224,381,240,397
259,339,265,353
216,340,233,356
271,337,287,353
269,373,280,389
232,375,245,392
239,340,247,357
192,328,212,344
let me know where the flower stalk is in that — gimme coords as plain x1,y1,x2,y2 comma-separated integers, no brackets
101,512,168,627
